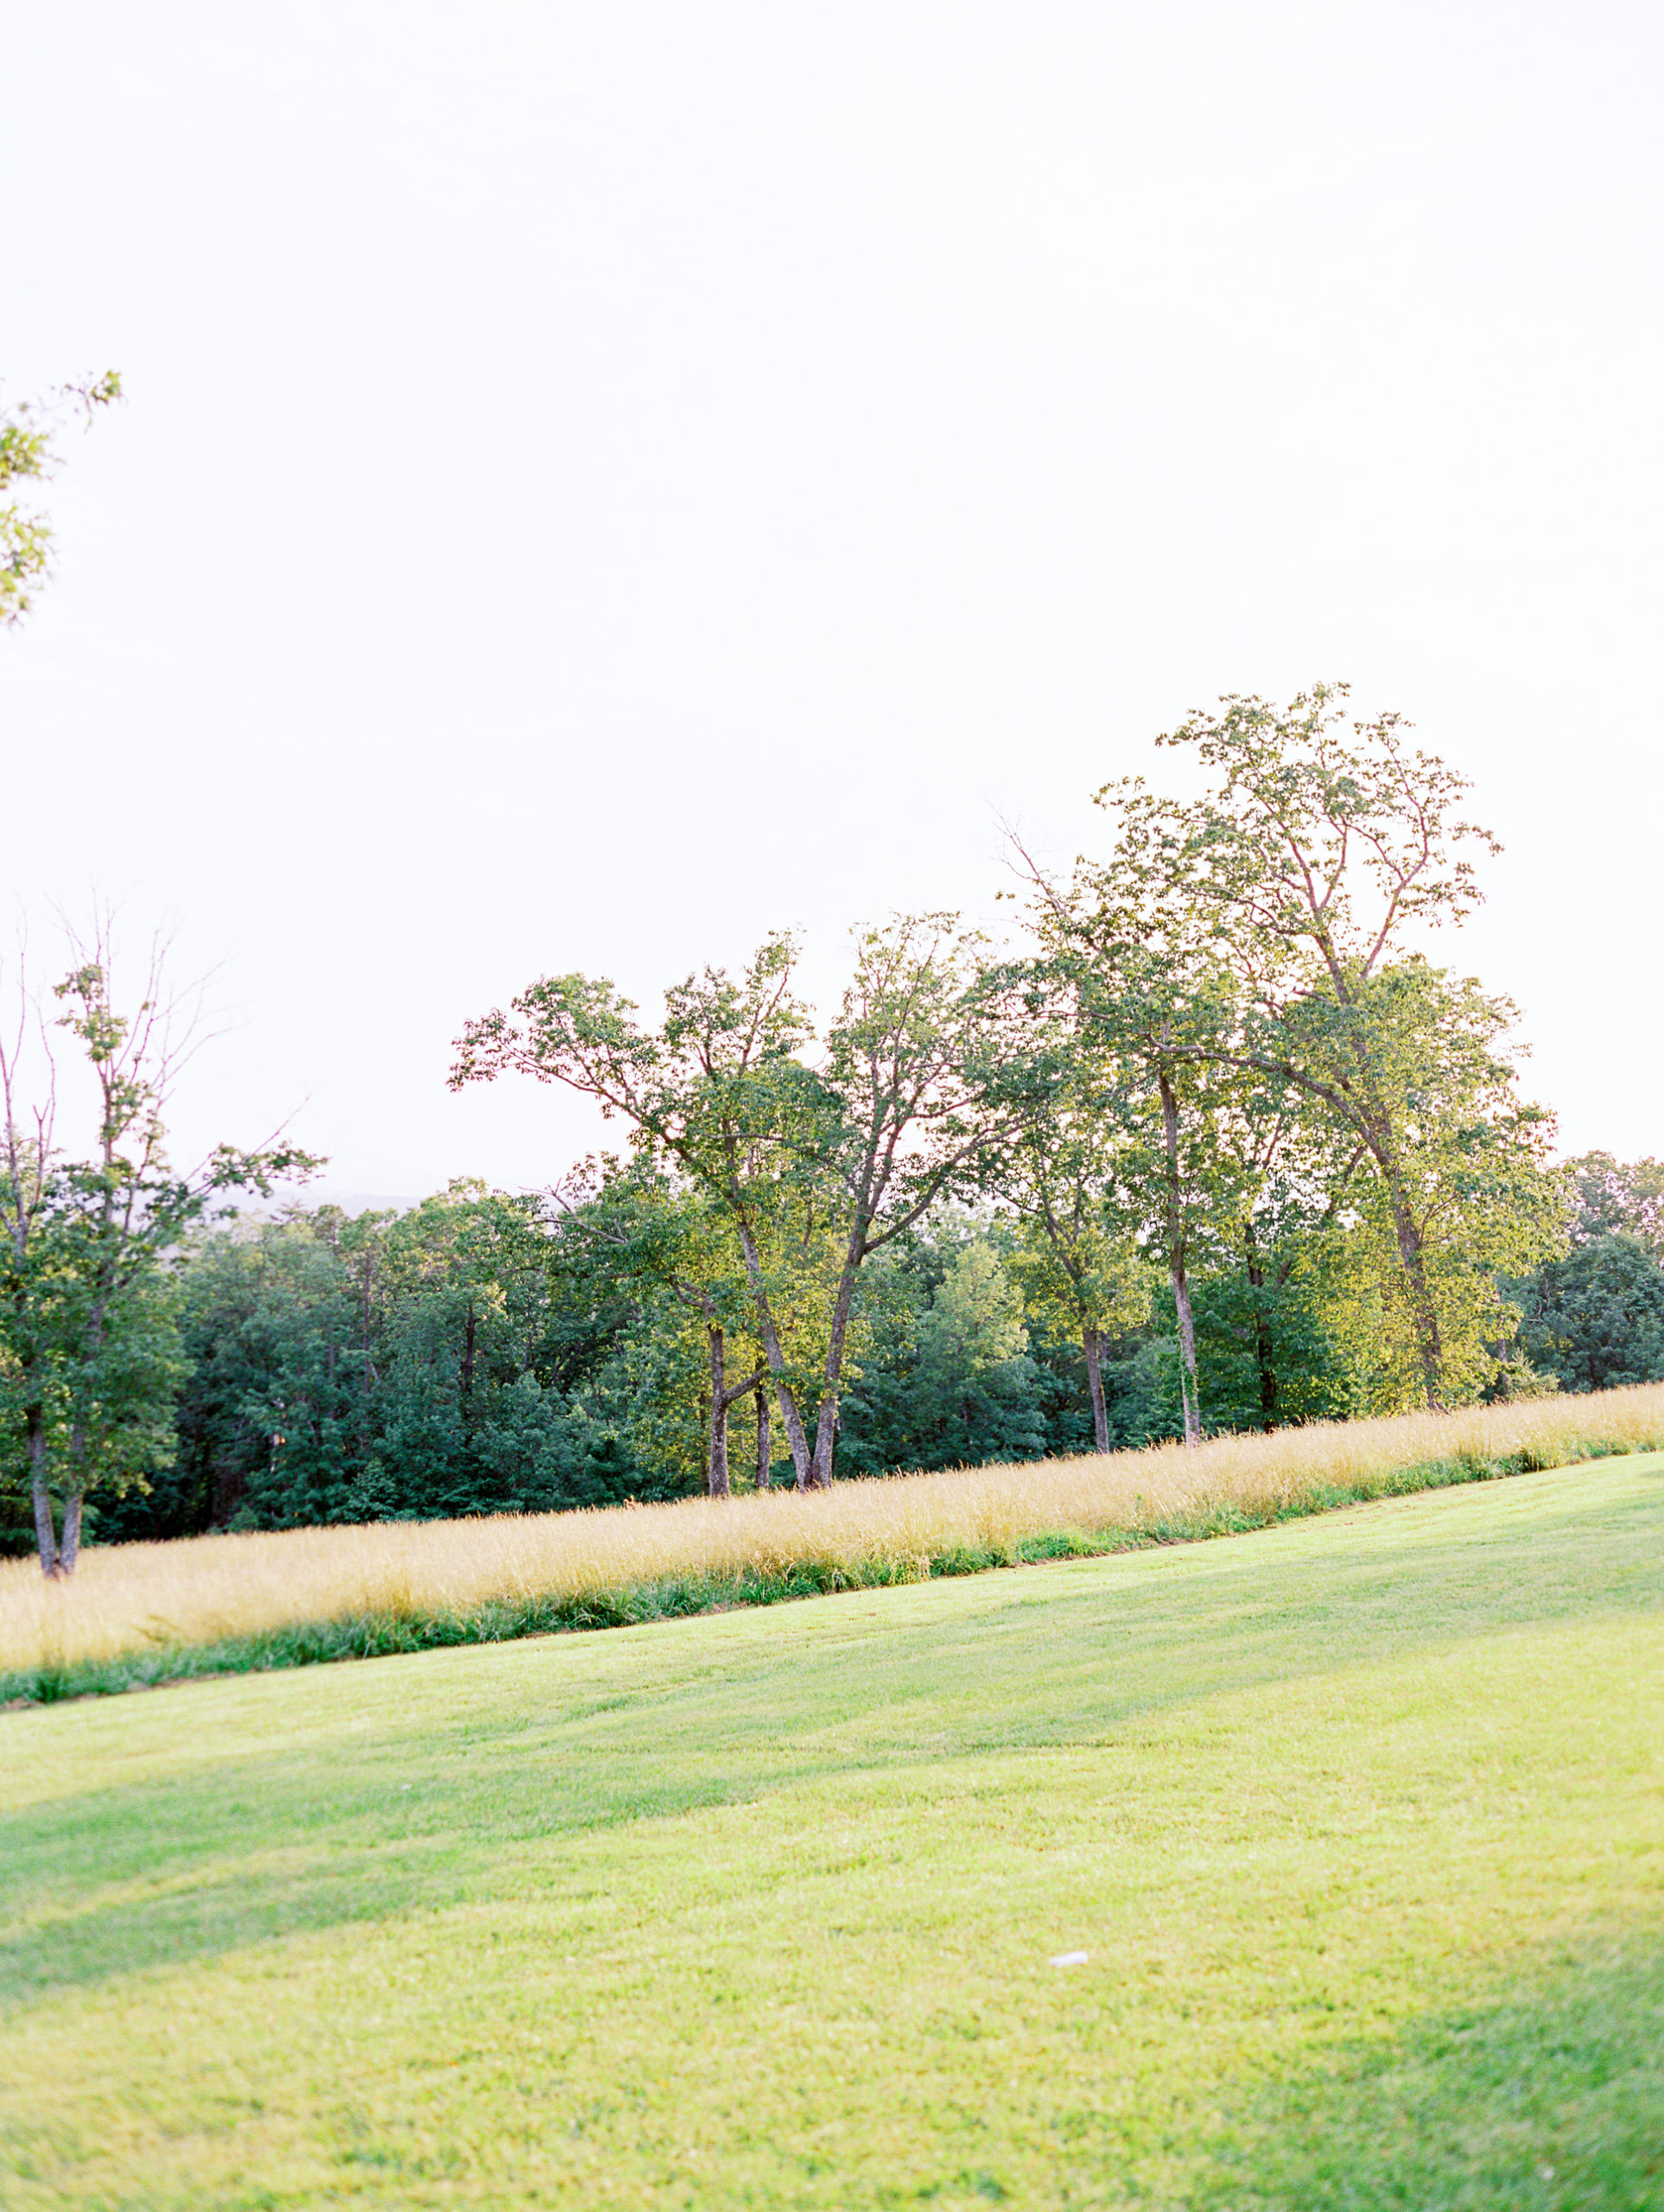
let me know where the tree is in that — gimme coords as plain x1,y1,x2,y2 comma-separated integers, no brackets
1516,1235,1664,1395
1048,684,1561,1408
836,1222,1051,1476
548,1159,772,1498
795,916,1049,1483
911,1238,1047,1468
992,1103,1153,1453
451,934,838,1487
1564,1153,1664,1262
1,372,121,626
1003,860,1254,1448
453,918,1048,1489
0,925,317,1575
159,1185,652,1535
1195,1103,1362,1433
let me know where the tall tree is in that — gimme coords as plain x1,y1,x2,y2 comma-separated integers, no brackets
451,935,836,1488
1517,1235,1664,1395
0,925,316,1575
992,1103,1152,1453
797,916,1047,1483
548,1160,769,1498
1005,862,1251,1449
1049,684,1559,1408
1202,1103,1363,1433
836,1223,1050,1477
452,918,1047,1489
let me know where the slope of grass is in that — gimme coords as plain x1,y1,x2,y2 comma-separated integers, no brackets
2,1452,1661,2209
6,1382,1664,1705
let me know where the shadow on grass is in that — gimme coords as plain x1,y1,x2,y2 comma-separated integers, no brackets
1184,1928,1664,2211
3,1468,1661,2014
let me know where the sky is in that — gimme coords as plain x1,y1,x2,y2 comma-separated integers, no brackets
3,0,1660,1202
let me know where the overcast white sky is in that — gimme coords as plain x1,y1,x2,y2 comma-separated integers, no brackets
3,0,1659,1200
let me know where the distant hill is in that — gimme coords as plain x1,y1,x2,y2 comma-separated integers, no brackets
298,1190,422,1216
227,1187,422,1222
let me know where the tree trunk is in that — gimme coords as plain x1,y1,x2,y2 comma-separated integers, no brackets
732,1216,815,1486
706,1324,731,1497
1351,1106,1445,1408
1340,1028,1445,1409
754,1382,772,1491
29,1414,60,1580
809,1398,836,1491
1172,1260,1203,1448
1385,1180,1445,1408
1083,1324,1109,1454
807,1242,863,1490
360,1245,374,1449
771,1377,814,1491
59,1490,84,1574
59,1293,108,1580
1245,1224,1278,1432
1159,1067,1204,1448
1254,1317,1278,1431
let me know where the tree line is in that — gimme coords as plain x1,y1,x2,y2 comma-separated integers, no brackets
4,375,1659,1569
7,690,1664,1571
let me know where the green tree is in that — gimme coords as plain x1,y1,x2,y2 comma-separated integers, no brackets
911,1238,1046,1467
1193,1104,1362,1432
1045,684,1563,1408
548,1159,776,1497
1516,1236,1664,1395
799,916,1048,1483
451,934,838,1486
0,928,317,1574
1004,866,1255,1447
993,1104,1153,1453
164,1188,634,1532
837,1223,1049,1475
453,918,1047,1489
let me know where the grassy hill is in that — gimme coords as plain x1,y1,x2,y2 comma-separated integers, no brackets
3,1454,1661,2209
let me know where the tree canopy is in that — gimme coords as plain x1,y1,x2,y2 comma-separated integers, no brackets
4,682,1629,1565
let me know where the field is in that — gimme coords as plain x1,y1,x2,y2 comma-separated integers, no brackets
6,1385,1664,1705
2,1451,1661,2209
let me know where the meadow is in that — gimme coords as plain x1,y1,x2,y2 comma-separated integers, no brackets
6,1383,1664,1706
2,1446,1661,2208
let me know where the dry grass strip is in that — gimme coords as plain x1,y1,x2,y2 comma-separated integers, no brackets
5,1384,1663,1703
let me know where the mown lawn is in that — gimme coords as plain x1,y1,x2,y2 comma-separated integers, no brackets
2,1456,1661,2209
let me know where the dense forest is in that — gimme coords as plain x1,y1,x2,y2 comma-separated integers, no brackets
35,1148,1661,1550
7,684,1664,1566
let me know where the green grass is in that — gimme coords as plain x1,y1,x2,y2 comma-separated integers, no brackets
2,1455,1661,2209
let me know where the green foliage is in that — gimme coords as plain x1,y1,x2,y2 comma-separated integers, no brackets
453,918,1058,1491
1517,1235,1664,1395
0,935,316,1572
132,1189,678,1537
7,690,1626,1545
1283,960,1569,1410
1016,685,1569,1415
840,1228,1049,1474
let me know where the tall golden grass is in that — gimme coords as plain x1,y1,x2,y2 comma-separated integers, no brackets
5,1385,1663,1694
